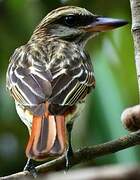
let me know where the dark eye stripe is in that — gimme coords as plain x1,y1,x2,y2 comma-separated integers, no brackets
55,15,97,27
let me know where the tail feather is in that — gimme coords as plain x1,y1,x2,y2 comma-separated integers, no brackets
50,116,65,154
46,115,56,152
26,113,67,161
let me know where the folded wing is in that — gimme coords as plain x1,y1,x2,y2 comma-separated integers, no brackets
6,46,95,111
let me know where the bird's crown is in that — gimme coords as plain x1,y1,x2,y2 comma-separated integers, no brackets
39,6,94,26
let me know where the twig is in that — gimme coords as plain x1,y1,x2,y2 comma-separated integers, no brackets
1,130,140,179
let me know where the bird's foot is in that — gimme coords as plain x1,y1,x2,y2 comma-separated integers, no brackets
65,145,74,171
65,123,73,171
23,159,37,178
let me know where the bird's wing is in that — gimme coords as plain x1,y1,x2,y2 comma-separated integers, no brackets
7,46,95,110
6,47,52,107
49,52,95,106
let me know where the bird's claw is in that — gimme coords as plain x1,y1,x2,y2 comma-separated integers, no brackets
24,159,37,178
65,145,73,171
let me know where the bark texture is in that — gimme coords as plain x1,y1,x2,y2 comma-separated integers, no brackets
130,0,140,98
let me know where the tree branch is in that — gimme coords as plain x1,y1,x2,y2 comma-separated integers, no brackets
130,0,140,98
1,130,140,179
121,0,140,132
45,165,140,180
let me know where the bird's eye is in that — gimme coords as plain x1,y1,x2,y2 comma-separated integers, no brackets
57,15,96,27
64,15,77,27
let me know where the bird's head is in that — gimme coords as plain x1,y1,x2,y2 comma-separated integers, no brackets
32,6,128,46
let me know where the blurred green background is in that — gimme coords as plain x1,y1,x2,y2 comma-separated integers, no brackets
0,0,139,176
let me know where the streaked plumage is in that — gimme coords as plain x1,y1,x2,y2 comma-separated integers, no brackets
6,6,127,173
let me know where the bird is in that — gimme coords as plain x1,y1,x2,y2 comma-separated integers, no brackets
6,6,127,176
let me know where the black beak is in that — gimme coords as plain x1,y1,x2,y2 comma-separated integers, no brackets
84,17,128,32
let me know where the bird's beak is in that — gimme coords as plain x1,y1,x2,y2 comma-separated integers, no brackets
84,17,128,32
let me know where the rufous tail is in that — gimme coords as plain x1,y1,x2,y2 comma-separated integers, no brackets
26,113,67,161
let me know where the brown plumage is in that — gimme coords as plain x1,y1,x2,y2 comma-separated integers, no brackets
6,6,127,174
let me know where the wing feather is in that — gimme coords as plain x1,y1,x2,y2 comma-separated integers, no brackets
7,47,52,107
6,45,95,112
49,53,95,106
